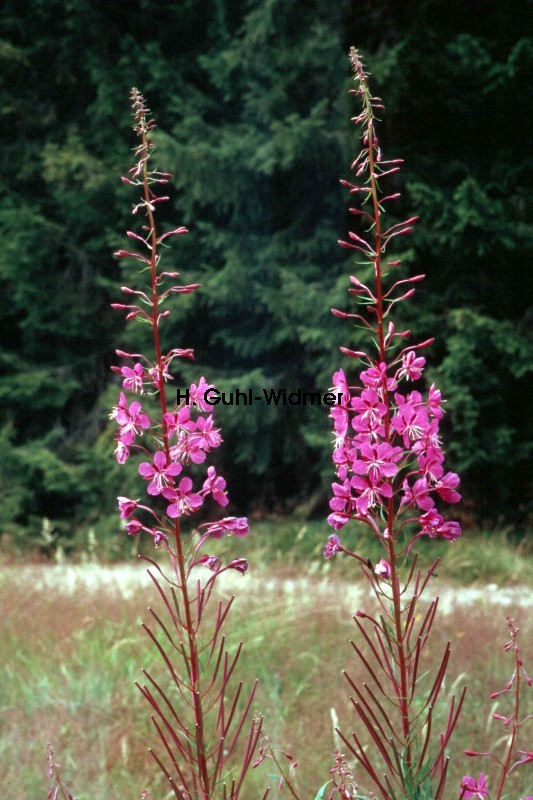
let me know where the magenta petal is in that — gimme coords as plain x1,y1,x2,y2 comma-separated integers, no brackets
417,494,435,511
188,493,203,509
351,459,368,475
153,450,167,468
178,476,193,492
166,461,182,477
115,409,130,426
442,471,460,488
120,429,135,446
329,497,345,511
138,462,155,478
327,512,349,530
232,518,249,536
438,488,461,503
381,462,399,478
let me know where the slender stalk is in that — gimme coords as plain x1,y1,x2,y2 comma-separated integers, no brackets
137,111,211,798
362,60,412,766
494,621,523,800
328,50,464,798
114,90,259,799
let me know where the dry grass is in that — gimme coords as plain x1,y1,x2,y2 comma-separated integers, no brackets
1,563,531,799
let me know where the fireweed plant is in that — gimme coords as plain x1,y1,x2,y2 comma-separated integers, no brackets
320,47,465,800
110,89,266,800
291,50,530,800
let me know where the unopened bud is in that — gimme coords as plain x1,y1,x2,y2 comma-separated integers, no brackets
340,347,367,358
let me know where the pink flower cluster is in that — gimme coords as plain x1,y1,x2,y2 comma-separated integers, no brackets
111,89,248,560
328,354,461,542
112,382,245,549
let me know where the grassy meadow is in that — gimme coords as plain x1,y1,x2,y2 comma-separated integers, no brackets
1,521,532,799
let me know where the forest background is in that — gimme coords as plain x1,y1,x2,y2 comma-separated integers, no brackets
0,0,531,557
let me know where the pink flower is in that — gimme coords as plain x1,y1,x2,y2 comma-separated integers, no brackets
351,410,385,440
437,519,461,541
114,440,130,463
419,509,461,541
152,530,168,547
417,446,444,482
165,477,203,518
428,383,444,419
391,402,429,449
350,475,393,515
198,554,221,572
149,362,172,390
350,441,403,484
435,471,461,503
350,388,387,428
397,350,426,381
332,444,349,480
163,407,195,439
189,377,214,411
138,451,182,495
374,558,391,579
192,414,222,451
331,403,349,442
329,480,355,514
170,434,207,465
327,511,350,530
202,466,229,506
324,533,341,559
113,392,150,445
125,518,143,535
227,557,248,574
117,497,139,518
203,516,249,538
405,389,423,406
120,362,145,392
459,773,488,799
360,362,396,392
169,416,221,464
410,417,441,457
402,477,435,511
332,369,350,405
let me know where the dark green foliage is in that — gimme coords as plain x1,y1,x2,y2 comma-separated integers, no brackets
0,0,531,544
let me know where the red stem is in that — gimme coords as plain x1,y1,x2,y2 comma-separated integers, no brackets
495,654,520,800
365,81,412,767
139,118,211,798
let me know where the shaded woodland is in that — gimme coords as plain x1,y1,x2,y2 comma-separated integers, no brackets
0,0,531,549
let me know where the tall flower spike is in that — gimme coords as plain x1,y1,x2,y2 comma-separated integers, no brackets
328,50,461,545
111,89,261,798
324,50,465,800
